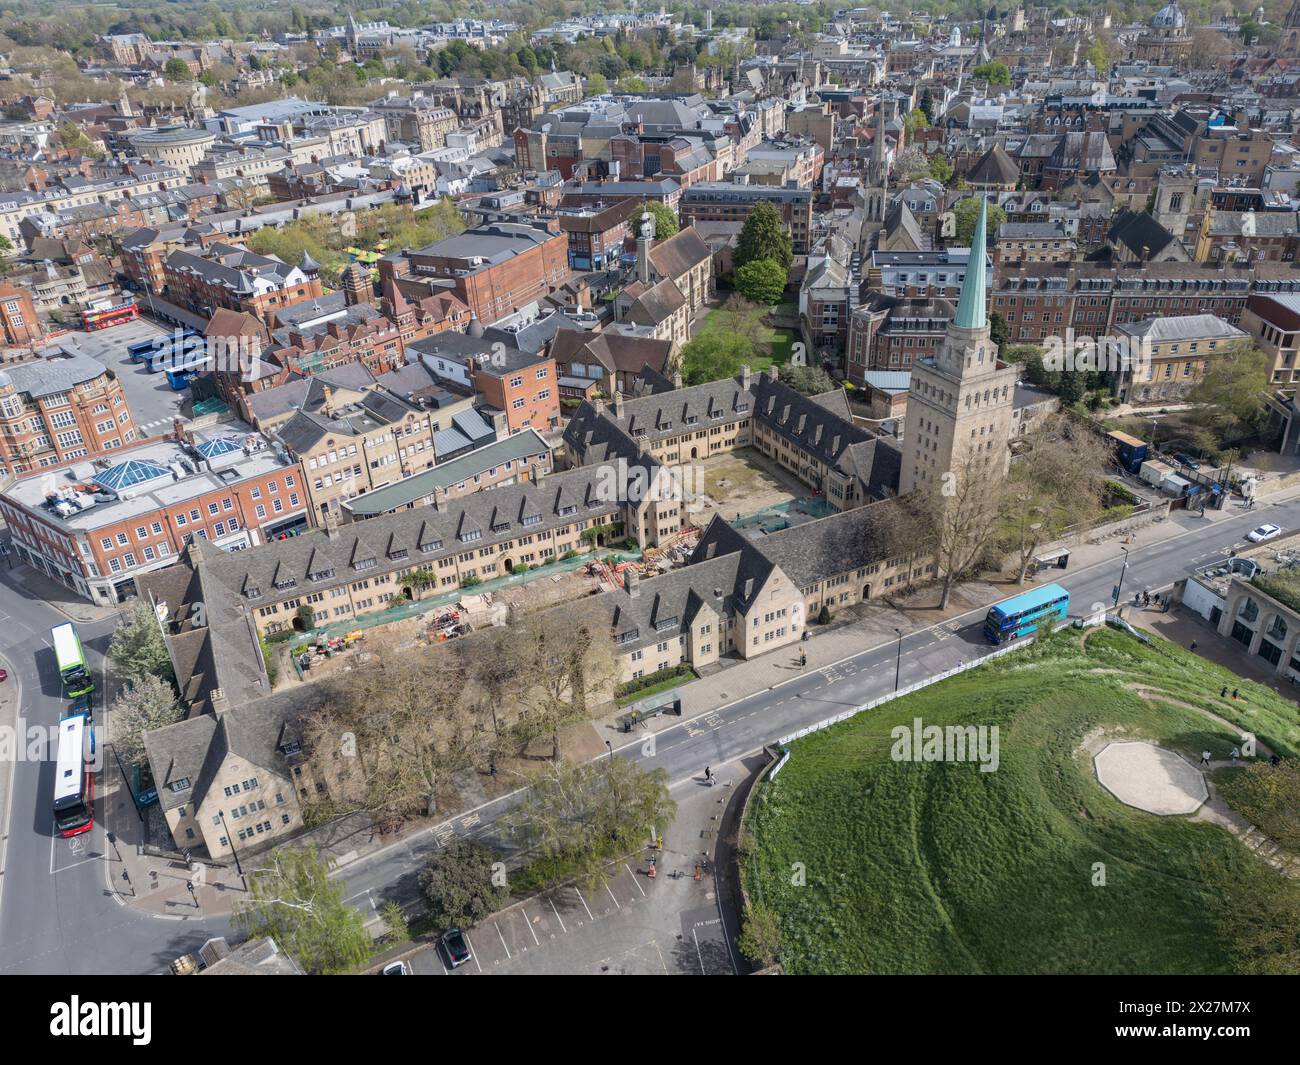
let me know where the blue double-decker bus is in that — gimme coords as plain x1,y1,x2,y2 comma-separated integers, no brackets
983,583,1070,644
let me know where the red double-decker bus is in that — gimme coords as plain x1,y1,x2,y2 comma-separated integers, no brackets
80,300,139,331
54,715,94,838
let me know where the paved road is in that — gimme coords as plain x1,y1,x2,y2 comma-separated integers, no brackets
0,495,1291,973
0,577,233,975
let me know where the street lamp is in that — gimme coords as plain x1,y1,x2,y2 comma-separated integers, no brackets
605,740,613,760
217,809,243,878
893,627,904,693
1112,546,1131,609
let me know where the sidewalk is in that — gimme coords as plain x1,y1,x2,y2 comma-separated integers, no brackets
0,561,118,624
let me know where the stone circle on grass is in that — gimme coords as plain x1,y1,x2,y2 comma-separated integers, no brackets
1094,741,1208,815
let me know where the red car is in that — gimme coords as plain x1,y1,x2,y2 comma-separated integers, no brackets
0,669,8,681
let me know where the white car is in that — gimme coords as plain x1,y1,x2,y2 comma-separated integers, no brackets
381,961,412,975
1246,524,1282,543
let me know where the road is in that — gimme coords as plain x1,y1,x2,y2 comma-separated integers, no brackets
0,495,1292,973
0,576,233,975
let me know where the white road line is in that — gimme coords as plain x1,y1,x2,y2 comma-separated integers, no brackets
626,863,646,896
604,882,620,910
521,906,540,946
574,887,594,921
494,920,511,959
692,926,706,975
548,895,567,934
466,932,482,973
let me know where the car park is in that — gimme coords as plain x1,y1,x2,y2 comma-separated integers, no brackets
441,929,472,968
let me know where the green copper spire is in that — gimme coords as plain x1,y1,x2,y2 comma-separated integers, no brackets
953,197,988,330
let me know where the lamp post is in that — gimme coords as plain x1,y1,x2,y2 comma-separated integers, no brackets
1112,545,1131,609
605,740,613,760
893,627,904,693
218,809,243,879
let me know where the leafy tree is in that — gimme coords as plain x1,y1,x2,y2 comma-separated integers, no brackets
617,75,648,93
904,108,930,133
640,199,678,238
508,757,676,891
233,846,370,974
110,674,182,768
586,71,608,95
1187,343,1271,441
163,58,193,82
989,311,1011,349
929,153,953,186
380,899,409,943
681,331,753,385
417,838,505,929
735,257,788,305
109,602,174,685
778,364,837,395
737,901,782,968
971,61,1011,86
952,196,1007,246
735,201,792,271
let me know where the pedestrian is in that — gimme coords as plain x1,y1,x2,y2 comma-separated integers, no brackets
1232,688,1239,700
1270,754,1281,767
1190,641,1198,652
1231,746,1240,765
1221,686,1228,698
1200,750,1211,766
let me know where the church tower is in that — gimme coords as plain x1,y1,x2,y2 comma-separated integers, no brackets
899,198,1018,496
1286,0,1300,56
863,92,890,231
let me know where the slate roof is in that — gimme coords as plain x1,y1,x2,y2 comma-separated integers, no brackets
1108,209,1179,260
647,227,712,280
967,144,1021,186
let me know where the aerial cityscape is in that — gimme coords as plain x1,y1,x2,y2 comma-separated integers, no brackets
0,0,1298,997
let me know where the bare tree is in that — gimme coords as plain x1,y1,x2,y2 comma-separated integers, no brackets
110,675,183,768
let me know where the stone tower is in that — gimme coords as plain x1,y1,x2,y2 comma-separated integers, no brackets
863,92,890,232
899,198,1018,496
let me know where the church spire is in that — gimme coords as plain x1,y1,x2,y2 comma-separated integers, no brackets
954,198,989,330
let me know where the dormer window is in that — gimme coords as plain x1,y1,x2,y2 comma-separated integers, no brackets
354,557,377,572
421,538,444,553
521,514,542,527
309,567,335,582
170,778,191,793
245,586,262,599
388,549,408,562
558,504,577,516
460,529,482,543
491,521,510,534
273,577,296,591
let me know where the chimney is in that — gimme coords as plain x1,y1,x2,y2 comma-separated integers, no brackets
210,687,229,718
672,368,683,389
740,364,751,390
767,364,779,382
623,568,640,597
614,390,625,417
323,507,340,540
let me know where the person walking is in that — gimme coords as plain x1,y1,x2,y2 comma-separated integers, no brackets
1190,641,1198,652
1200,751,1212,767
1221,686,1229,699
1231,746,1240,765
1232,688,1239,700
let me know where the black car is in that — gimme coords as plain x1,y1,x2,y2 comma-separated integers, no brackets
1174,452,1201,470
441,929,472,969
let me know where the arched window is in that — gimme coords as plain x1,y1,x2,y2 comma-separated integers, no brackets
1239,597,1260,623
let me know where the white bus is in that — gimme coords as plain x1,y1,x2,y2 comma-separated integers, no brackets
53,715,94,838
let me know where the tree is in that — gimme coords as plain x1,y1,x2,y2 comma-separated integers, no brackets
929,153,953,186
953,197,1007,246
1003,416,1109,583
617,75,648,93
899,449,1009,609
586,71,608,95
737,901,781,968
508,757,676,890
904,108,930,133
893,146,932,184
681,331,752,386
381,899,409,944
233,846,370,974
110,675,182,768
506,601,619,761
778,364,837,395
1083,33,1117,75
417,838,505,928
735,201,792,271
989,311,1011,349
640,199,678,239
735,258,788,305
163,58,193,82
971,61,1011,87
1187,344,1271,442
109,602,174,686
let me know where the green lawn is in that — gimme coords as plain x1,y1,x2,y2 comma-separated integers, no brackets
743,627,1300,974
696,303,797,373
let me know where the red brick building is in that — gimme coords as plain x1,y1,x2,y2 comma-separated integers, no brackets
161,242,326,328
0,282,43,347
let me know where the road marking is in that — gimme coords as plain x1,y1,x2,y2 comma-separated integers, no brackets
604,882,621,910
692,926,706,975
494,921,511,959
521,906,540,945
548,895,567,934
573,887,594,921
466,932,482,973
626,863,646,896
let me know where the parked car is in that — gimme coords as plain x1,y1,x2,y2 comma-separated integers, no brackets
0,668,7,682
380,961,411,975
441,929,472,969
1247,524,1283,543
1174,452,1201,470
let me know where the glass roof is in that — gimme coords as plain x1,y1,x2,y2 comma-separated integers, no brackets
94,459,171,492
195,436,243,460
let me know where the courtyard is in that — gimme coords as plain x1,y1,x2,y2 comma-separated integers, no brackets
685,447,830,533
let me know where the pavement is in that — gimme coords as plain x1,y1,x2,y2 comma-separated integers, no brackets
1093,741,1208,815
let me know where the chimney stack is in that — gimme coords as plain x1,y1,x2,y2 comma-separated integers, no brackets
614,390,625,417
623,568,640,598
672,368,683,389
323,506,340,539
740,364,752,391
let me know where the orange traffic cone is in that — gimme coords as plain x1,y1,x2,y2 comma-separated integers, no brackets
693,863,701,882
